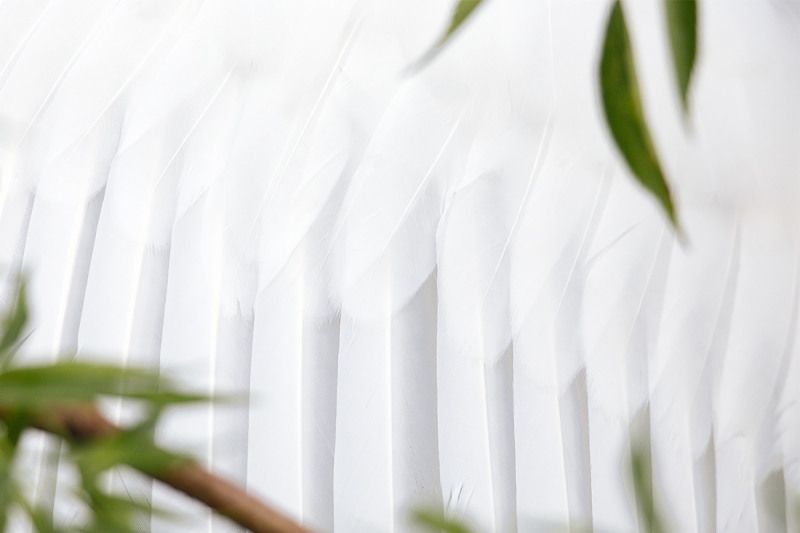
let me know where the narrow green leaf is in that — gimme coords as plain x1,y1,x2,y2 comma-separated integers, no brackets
74,459,163,533
0,436,18,532
0,277,29,365
599,0,679,229
413,0,485,70
411,508,473,533
134,390,215,408
80,492,148,533
3,409,34,445
21,501,75,533
0,363,156,405
630,440,664,533
438,0,483,46
0,363,207,407
664,0,697,113
73,425,187,481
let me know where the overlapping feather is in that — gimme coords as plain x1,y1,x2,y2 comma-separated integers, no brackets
0,1,796,533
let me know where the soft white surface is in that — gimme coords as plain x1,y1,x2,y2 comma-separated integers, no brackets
0,0,798,532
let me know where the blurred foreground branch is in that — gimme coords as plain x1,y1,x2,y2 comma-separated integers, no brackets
0,279,309,533
0,401,309,533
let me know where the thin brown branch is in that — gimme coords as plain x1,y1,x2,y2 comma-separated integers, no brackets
10,404,310,533
155,462,308,533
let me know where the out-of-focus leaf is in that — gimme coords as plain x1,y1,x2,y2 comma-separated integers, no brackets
411,508,473,533
0,363,207,407
664,0,697,113
21,500,75,533
134,390,216,408
413,0,485,70
73,425,187,481
438,0,483,46
3,409,33,445
0,435,18,532
630,441,664,533
0,363,157,404
599,0,679,230
79,491,151,533
0,280,218,533
0,277,29,365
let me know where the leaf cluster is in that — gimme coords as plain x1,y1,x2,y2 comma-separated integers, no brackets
599,0,697,234
427,0,699,233
0,279,208,533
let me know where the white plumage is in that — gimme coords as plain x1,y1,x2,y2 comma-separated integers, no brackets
0,0,797,532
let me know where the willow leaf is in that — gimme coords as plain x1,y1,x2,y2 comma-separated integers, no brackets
22,502,75,533
0,437,18,532
79,491,149,533
411,508,473,533
438,0,483,46
664,0,697,113
73,424,186,480
0,363,208,407
413,0,484,69
631,441,665,533
0,277,29,365
600,0,679,229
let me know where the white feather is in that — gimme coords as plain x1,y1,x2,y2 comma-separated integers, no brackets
0,1,796,532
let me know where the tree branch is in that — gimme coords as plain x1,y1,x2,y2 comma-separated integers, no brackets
16,404,310,533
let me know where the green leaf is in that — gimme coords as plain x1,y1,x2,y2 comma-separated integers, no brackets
0,277,29,366
0,436,19,532
599,0,679,230
3,409,34,445
0,363,207,407
79,491,150,533
413,0,484,69
21,500,75,533
73,456,167,533
630,441,664,533
73,424,187,481
664,0,697,113
0,363,157,404
134,390,215,409
411,508,473,533
438,0,483,46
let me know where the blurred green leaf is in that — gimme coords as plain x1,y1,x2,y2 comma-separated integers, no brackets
413,0,485,70
0,280,214,533
3,409,33,445
664,0,697,113
22,500,75,533
134,390,215,409
411,508,473,533
0,435,18,532
630,441,664,533
0,363,157,404
78,491,151,533
438,0,483,46
0,277,29,366
599,0,679,230
73,425,186,481
0,363,207,407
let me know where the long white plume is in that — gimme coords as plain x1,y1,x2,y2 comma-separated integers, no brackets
0,0,797,532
